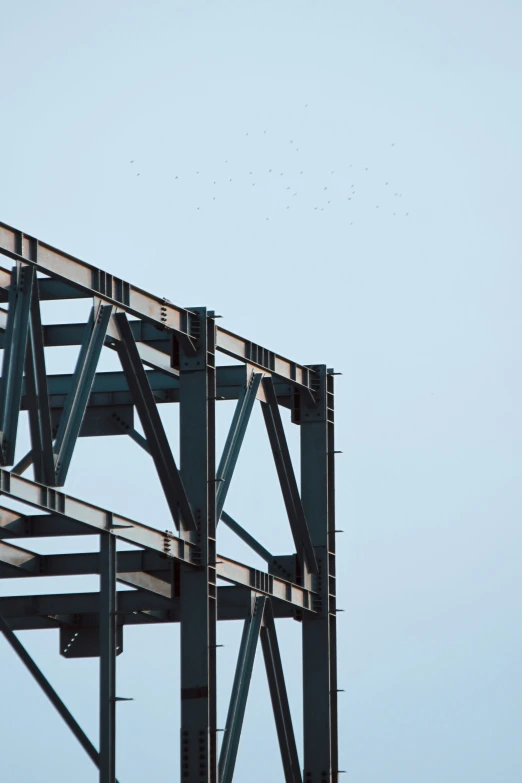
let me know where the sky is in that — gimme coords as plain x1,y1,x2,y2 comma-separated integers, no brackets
0,1,521,781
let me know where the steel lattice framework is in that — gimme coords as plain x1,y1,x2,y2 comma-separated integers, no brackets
0,220,338,783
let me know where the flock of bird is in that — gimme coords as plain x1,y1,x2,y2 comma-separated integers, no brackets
128,112,410,223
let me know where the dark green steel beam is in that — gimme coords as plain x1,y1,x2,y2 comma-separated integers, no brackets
219,596,266,783
216,371,262,519
53,303,113,484
179,307,217,782
0,612,107,775
99,532,117,782
261,376,318,573
114,311,196,531
0,265,34,465
0,587,297,631
24,281,55,484
261,600,302,783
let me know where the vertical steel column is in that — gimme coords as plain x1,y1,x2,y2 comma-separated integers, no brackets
99,531,117,783
179,308,217,783
301,366,338,783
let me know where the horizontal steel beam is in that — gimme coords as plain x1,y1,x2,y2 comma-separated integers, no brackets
0,540,169,577
0,507,94,538
0,310,294,407
0,471,315,612
22,367,292,409
0,587,297,630
0,221,315,390
0,269,90,301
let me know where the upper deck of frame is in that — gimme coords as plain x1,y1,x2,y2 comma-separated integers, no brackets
0,221,316,393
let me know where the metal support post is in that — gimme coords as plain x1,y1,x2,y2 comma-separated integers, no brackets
179,308,218,782
99,531,117,783
301,366,338,783
219,595,266,783
260,599,302,783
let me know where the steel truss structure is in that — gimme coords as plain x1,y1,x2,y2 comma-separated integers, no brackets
0,220,338,783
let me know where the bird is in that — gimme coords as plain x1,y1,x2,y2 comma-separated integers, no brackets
391,142,395,146
130,160,134,163
252,183,256,186
269,169,272,173
214,181,216,184
264,130,266,134
249,171,252,174
197,207,200,210
305,104,308,107
213,197,216,200
286,205,290,209
196,171,199,174
406,212,409,216
376,205,379,208
331,171,334,174
286,186,290,190
246,133,249,136
229,178,232,182
324,187,327,191
137,173,140,176
175,176,179,180
296,148,299,151
365,167,368,171
385,182,388,185
290,140,294,144
266,217,269,220
328,200,331,204
293,193,297,196
280,172,283,176
300,171,303,174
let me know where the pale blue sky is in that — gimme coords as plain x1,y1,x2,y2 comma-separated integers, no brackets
0,2,521,781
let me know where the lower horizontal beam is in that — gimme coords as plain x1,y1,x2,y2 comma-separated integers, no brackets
17,367,293,409
0,471,315,612
0,587,298,630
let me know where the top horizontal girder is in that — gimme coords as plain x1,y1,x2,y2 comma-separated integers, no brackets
0,221,315,391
